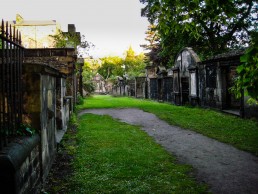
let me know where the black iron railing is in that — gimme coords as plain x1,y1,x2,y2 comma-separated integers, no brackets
0,20,23,150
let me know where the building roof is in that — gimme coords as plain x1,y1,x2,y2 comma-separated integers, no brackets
211,49,246,60
7,14,57,26
10,20,57,26
203,49,246,64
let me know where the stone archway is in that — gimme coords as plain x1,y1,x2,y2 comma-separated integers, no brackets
172,48,201,105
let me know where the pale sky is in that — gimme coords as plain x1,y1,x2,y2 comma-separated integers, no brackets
0,0,149,58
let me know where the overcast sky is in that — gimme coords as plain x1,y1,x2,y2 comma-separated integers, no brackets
0,0,149,58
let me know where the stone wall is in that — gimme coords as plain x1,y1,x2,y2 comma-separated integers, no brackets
200,52,244,113
127,80,135,97
22,63,60,191
135,77,146,98
24,48,77,107
149,78,158,100
163,77,173,102
244,98,258,118
0,47,74,193
0,135,41,194
41,74,57,181
107,48,258,119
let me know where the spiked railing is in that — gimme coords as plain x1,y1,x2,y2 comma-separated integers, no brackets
0,19,24,150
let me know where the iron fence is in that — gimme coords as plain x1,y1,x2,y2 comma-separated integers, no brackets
0,20,23,150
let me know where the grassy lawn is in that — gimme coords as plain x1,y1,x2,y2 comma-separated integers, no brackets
66,113,208,193
77,95,258,156
52,94,257,193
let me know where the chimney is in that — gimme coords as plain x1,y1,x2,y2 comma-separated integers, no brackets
68,24,76,33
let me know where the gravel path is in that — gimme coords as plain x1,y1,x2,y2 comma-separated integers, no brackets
79,108,258,194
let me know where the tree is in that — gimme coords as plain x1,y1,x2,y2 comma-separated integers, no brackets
231,32,258,104
82,61,96,94
141,25,159,51
124,46,146,78
140,0,258,61
98,56,124,80
50,29,94,58
93,47,147,83
140,25,168,66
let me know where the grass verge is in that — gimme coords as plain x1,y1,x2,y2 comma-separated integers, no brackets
67,114,208,193
77,95,258,156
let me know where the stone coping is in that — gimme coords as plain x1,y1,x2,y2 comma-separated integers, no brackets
0,135,40,171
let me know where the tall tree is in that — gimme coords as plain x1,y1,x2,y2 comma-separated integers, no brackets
98,56,124,80
141,25,168,66
124,46,146,77
140,0,258,60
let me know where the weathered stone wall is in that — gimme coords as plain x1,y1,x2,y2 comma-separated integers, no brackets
163,77,173,102
244,98,258,118
110,80,135,97
24,48,77,107
109,48,258,118
56,77,70,132
0,47,74,193
127,80,136,97
22,63,59,189
124,85,130,96
0,135,41,194
135,77,146,98
149,78,158,100
41,74,57,181
112,86,117,95
105,81,113,94
200,54,243,112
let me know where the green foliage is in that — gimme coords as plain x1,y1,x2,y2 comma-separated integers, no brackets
50,29,79,48
141,25,168,65
231,33,258,104
67,113,207,193
140,0,258,61
78,95,258,156
94,47,146,82
76,92,84,105
82,61,97,94
50,29,94,58
98,56,124,79
17,123,36,136
83,81,95,94
124,46,146,78
69,112,79,129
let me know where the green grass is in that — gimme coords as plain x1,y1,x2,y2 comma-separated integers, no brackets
68,114,208,193
77,95,258,156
